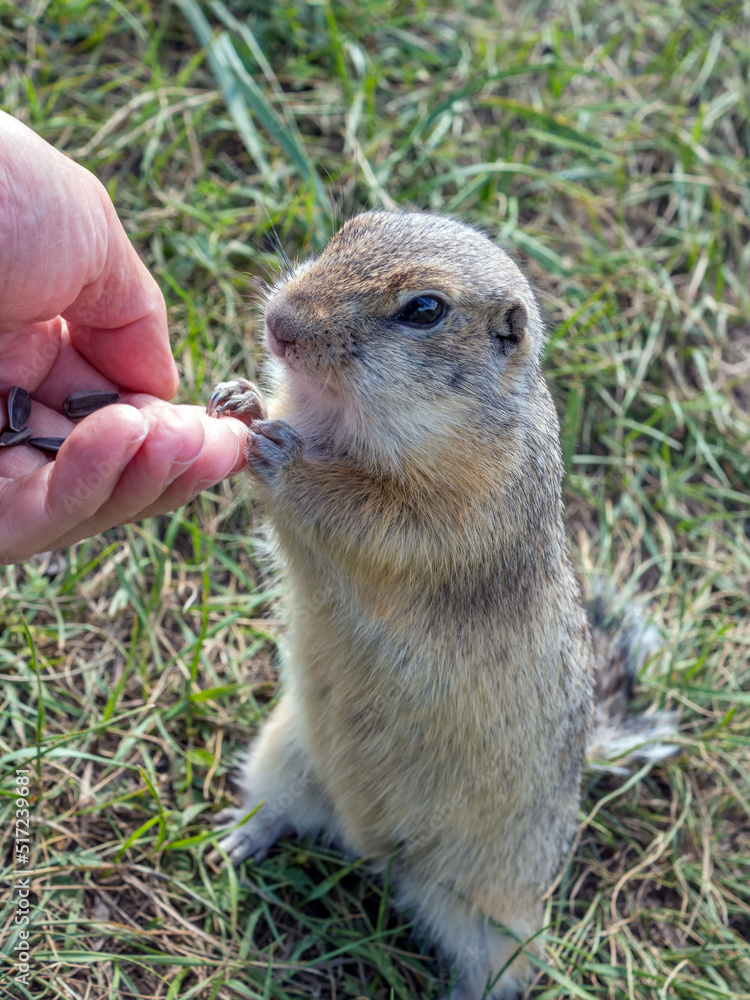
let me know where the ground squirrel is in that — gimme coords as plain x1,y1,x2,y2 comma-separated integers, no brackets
208,211,675,999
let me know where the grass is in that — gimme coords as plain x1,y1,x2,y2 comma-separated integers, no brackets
1,0,748,997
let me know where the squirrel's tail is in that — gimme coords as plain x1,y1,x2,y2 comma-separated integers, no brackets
586,596,678,772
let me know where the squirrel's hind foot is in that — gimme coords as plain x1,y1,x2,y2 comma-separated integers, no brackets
213,805,291,865
438,964,524,1000
212,696,340,867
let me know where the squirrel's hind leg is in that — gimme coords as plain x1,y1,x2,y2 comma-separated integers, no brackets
437,922,532,1000
215,695,337,865
404,883,537,1000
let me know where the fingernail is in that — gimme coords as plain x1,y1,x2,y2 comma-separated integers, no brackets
190,458,241,498
120,420,150,471
164,464,189,486
192,478,216,497
164,441,207,485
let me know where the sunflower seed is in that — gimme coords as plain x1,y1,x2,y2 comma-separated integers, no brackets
0,427,32,447
7,386,31,432
29,436,66,455
63,389,120,419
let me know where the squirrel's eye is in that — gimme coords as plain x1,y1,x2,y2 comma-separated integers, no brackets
393,295,446,327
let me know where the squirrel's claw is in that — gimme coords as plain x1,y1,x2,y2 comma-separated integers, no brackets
247,419,305,483
216,828,270,866
211,805,291,867
207,379,266,424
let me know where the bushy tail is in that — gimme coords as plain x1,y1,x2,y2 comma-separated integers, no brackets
586,596,678,772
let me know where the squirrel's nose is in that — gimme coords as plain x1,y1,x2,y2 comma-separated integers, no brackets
265,302,299,357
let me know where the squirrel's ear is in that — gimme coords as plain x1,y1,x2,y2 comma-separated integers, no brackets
489,301,527,356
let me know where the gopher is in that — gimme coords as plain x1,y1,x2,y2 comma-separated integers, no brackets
208,211,675,999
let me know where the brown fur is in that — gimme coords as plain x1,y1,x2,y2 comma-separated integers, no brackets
208,212,668,999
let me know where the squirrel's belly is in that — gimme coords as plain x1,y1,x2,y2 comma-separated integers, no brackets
283,595,589,866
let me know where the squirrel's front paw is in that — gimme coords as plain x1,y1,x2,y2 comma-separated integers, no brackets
207,379,267,424
247,419,305,485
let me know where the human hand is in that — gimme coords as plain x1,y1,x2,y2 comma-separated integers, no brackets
0,112,248,564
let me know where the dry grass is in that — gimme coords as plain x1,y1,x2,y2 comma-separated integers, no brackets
1,1,748,998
